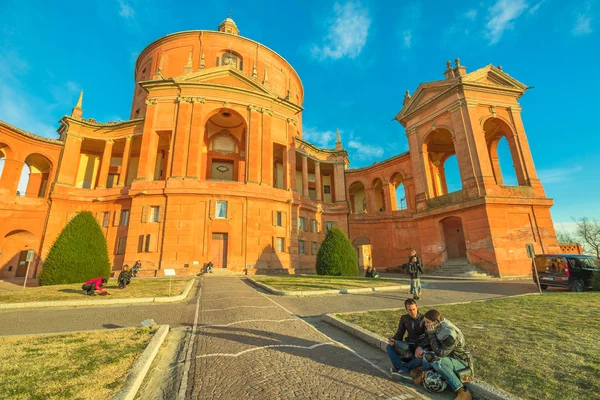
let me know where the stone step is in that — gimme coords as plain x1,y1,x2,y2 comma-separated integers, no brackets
203,268,246,276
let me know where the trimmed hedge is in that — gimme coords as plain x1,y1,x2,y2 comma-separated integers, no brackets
38,211,111,285
316,227,358,277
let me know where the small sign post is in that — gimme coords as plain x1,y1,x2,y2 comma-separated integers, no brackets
526,244,543,295
22,250,35,290
164,269,176,297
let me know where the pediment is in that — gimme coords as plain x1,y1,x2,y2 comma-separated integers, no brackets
397,81,455,121
462,65,527,90
174,67,276,96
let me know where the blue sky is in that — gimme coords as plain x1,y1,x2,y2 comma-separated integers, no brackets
0,0,598,231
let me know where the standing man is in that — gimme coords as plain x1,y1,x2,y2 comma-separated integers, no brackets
386,298,429,380
418,309,473,400
408,249,423,299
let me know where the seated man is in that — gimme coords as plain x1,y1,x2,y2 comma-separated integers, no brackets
386,298,428,380
81,277,109,296
365,266,378,278
205,261,214,273
417,309,473,400
118,265,132,289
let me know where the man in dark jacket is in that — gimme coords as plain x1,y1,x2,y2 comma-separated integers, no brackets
118,265,132,289
386,298,429,380
418,309,473,400
407,249,423,299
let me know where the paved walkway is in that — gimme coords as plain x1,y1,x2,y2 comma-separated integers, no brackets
185,277,421,400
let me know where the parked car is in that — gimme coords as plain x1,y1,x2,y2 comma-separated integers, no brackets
532,254,600,292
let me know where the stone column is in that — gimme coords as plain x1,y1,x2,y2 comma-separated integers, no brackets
301,155,309,198
488,141,504,185
118,136,132,186
383,182,395,211
55,134,83,185
261,109,273,185
171,96,192,178
186,98,205,179
246,105,261,183
314,161,322,202
287,119,297,191
96,140,114,189
25,173,43,197
333,162,346,202
0,159,24,195
136,98,159,181
508,106,540,186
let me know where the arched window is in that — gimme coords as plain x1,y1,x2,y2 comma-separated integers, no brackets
220,52,243,70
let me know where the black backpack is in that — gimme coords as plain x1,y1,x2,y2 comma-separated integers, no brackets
407,262,417,274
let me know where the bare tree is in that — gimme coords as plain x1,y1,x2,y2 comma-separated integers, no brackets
556,227,577,244
574,218,600,259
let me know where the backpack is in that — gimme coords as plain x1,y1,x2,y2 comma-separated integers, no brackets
407,262,417,275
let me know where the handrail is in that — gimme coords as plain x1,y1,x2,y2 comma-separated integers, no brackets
423,247,447,267
465,248,497,265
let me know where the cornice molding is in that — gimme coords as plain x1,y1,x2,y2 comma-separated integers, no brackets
145,98,158,106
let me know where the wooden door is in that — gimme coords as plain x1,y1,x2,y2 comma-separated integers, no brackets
211,233,228,268
15,250,29,277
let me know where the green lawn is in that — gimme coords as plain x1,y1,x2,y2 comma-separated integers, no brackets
0,278,191,304
336,292,600,400
252,275,407,291
0,328,153,399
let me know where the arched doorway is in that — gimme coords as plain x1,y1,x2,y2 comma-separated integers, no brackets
205,108,247,182
352,236,372,271
440,217,467,259
0,230,38,278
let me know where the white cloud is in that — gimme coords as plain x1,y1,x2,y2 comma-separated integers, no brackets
117,0,135,19
311,1,371,61
347,139,384,159
554,221,579,235
464,9,478,20
572,7,593,36
302,126,337,148
402,30,412,48
0,50,59,138
538,166,583,184
485,0,529,45
528,0,545,15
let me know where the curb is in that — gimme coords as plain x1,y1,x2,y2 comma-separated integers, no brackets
322,314,520,400
0,279,196,310
247,278,409,296
113,324,170,400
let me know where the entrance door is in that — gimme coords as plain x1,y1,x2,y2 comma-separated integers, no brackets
15,250,30,277
441,217,467,259
211,233,228,268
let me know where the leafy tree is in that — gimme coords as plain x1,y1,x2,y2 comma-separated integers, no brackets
316,227,358,276
38,211,111,285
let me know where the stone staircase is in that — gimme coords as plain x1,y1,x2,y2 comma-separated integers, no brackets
432,258,495,278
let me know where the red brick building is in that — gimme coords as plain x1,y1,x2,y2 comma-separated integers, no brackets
0,19,560,279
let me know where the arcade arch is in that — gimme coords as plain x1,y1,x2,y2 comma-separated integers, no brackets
484,117,524,186
423,128,462,197
348,181,367,214
371,178,385,212
390,172,407,210
352,236,372,270
0,230,38,278
18,153,53,198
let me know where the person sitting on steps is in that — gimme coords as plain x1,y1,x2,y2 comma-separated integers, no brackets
205,261,214,273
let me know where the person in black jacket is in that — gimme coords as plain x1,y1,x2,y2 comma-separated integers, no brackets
386,298,429,380
407,249,423,299
118,265,132,289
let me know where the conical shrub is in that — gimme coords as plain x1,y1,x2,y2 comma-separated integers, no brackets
316,227,358,276
38,211,111,285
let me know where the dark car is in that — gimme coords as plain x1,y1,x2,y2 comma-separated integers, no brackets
532,254,600,292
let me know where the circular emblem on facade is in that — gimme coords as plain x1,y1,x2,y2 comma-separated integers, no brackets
216,165,230,173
